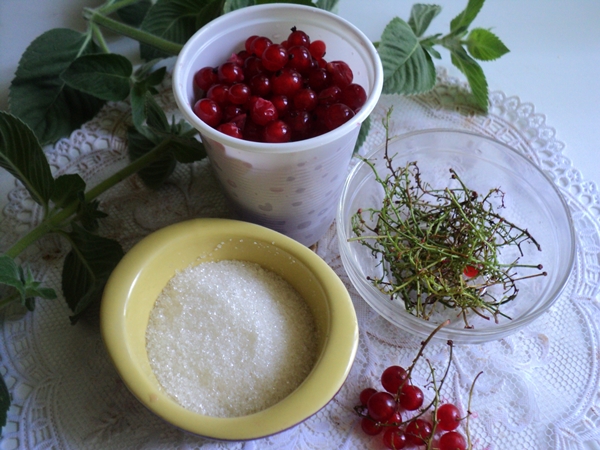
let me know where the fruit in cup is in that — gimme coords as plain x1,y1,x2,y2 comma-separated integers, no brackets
191,26,367,143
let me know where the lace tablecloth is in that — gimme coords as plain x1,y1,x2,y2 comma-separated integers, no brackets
1,68,599,449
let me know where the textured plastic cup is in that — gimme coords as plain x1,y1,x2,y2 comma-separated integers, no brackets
173,4,383,246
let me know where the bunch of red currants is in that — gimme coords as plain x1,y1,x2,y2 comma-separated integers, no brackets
357,365,468,449
191,27,367,143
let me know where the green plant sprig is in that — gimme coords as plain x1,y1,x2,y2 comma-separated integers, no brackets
350,133,545,327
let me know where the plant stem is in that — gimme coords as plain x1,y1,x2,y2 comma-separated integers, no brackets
96,0,142,16
82,7,183,55
4,137,174,260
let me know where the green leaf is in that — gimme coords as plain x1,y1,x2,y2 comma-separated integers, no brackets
466,28,509,61
223,0,255,12
130,86,154,135
9,28,105,145
0,373,9,430
145,95,170,132
51,173,86,208
62,224,124,321
61,54,133,102
256,0,314,5
378,17,437,95
75,193,108,232
354,116,370,155
450,0,484,34
128,127,177,189
117,0,152,27
450,46,488,111
139,0,225,61
0,112,54,207
316,0,339,12
408,4,442,37
170,134,207,163
0,255,24,296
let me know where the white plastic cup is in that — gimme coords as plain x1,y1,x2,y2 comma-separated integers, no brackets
173,4,383,246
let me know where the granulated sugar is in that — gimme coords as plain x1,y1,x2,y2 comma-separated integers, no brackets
146,259,318,418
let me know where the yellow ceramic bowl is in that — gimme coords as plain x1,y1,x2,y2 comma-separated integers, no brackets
100,218,358,440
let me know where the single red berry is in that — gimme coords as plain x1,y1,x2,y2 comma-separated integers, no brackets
248,73,271,97
226,52,244,66
309,39,327,60
217,61,244,84
293,88,318,111
367,391,397,423
270,94,290,115
437,404,462,431
307,67,330,91
382,428,407,449
286,109,312,140
326,60,353,88
438,431,467,450
264,119,291,143
271,68,303,96
317,85,342,106
463,265,479,278
217,122,243,139
324,103,355,130
385,410,403,427
250,35,272,57
242,119,263,142
243,55,265,79
360,417,381,436
381,365,408,394
287,27,310,48
405,419,433,446
340,83,368,111
193,66,218,93
206,83,230,105
222,105,244,123
286,45,313,74
250,97,278,126
193,98,222,128
244,35,258,53
359,387,377,406
262,44,288,71
398,384,424,411
227,83,251,105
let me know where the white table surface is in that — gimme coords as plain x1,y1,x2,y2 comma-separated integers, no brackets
1,1,599,448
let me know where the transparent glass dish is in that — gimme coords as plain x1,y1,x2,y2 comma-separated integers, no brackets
337,129,576,344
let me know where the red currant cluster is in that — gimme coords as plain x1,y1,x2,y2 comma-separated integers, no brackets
192,27,367,143
357,364,469,449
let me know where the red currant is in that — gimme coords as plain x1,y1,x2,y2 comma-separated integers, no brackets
309,39,327,60
359,387,377,406
243,56,265,79
307,67,330,91
286,45,313,74
437,403,461,431
326,60,353,88
264,120,291,143
398,384,424,411
271,68,303,96
193,98,222,128
380,365,408,394
367,391,397,423
293,88,318,111
382,428,407,449
405,419,432,446
193,66,217,93
317,85,342,106
250,97,278,126
340,83,367,111
324,103,354,130
286,109,312,140
262,44,288,71
206,83,230,105
222,105,244,123
248,73,271,97
463,265,479,278
227,83,251,105
270,94,290,115
217,122,243,139
287,27,310,48
250,35,272,57
360,417,381,436
244,35,258,53
438,431,467,450
217,61,244,84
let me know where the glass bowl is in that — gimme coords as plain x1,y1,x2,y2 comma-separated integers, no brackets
337,129,576,344
101,218,358,440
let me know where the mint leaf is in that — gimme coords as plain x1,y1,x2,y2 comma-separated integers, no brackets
378,17,436,95
75,193,108,232
0,112,55,207
61,54,133,101
450,46,488,111
51,173,86,208
62,224,124,321
223,0,255,12
408,4,441,37
450,0,484,34
0,373,9,430
354,116,370,155
0,255,57,311
467,28,509,61
0,255,24,297
316,0,339,12
139,0,225,61
130,87,156,135
117,0,152,27
9,28,105,145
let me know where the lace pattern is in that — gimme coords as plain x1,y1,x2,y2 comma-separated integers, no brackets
1,68,599,449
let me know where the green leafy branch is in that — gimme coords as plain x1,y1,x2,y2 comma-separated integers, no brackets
0,0,508,431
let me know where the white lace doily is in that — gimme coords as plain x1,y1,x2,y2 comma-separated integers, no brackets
1,68,599,449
